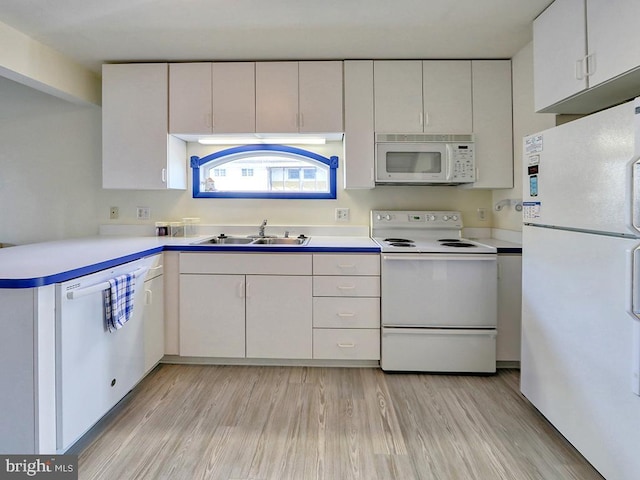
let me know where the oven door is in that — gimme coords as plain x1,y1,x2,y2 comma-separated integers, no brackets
375,142,449,184
381,253,497,327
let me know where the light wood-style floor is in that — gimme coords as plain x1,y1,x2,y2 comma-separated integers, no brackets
76,365,604,480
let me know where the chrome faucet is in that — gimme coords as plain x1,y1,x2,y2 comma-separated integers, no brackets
258,219,267,237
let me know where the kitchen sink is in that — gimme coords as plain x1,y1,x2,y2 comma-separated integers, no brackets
251,237,309,245
193,235,310,246
195,236,255,245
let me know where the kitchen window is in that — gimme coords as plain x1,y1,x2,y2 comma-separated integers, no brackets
191,145,338,199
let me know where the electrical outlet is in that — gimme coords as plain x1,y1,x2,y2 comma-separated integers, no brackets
335,208,350,222
477,207,487,221
109,206,119,220
136,207,150,220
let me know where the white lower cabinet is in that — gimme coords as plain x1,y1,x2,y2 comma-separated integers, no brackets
179,253,313,359
180,274,246,358
143,258,165,372
497,253,522,363
312,254,380,361
246,275,312,359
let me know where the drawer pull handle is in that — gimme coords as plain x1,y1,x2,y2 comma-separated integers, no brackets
337,343,355,348
337,285,356,290
338,312,355,318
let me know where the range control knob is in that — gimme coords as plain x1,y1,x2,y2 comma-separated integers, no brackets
442,215,450,221
451,215,459,221
384,214,392,220
427,214,437,221
376,214,382,221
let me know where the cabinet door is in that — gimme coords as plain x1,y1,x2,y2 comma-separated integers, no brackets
246,275,312,359
169,63,213,134
102,63,186,190
586,0,640,88
497,254,522,362
343,60,375,189
256,62,299,132
422,61,472,133
533,0,588,112
374,60,423,133
212,62,256,133
298,61,343,133
143,274,164,372
468,60,513,189
179,274,245,357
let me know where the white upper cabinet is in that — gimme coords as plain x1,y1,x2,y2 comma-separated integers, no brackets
102,63,186,190
169,63,212,134
422,61,472,134
373,60,472,133
212,63,256,133
169,62,255,134
343,60,375,189
586,0,640,87
256,61,343,133
256,62,299,132
467,60,513,189
533,0,588,112
298,61,344,133
534,0,640,113
374,60,423,133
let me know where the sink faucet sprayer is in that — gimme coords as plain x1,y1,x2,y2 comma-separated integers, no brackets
258,219,267,237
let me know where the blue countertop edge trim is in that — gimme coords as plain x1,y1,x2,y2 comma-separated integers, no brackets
0,246,165,289
163,245,381,253
0,243,518,289
0,244,380,289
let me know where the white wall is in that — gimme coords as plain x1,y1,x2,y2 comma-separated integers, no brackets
0,77,102,245
95,141,493,230
492,41,556,232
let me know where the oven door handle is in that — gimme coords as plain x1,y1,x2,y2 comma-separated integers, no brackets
382,254,496,262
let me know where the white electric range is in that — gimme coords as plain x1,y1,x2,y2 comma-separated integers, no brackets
371,210,498,373
371,210,496,254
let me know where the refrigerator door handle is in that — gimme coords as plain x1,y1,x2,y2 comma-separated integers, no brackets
632,246,640,320
630,157,640,234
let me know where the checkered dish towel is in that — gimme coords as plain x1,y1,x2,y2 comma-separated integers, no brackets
104,273,136,332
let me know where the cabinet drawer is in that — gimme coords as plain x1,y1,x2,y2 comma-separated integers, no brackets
180,253,312,275
313,254,380,275
313,276,380,297
313,328,380,360
313,297,379,328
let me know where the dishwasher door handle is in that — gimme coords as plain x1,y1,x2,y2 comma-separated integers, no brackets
66,267,148,300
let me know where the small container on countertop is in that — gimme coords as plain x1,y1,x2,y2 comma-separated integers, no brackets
182,217,200,237
168,222,184,237
155,222,169,236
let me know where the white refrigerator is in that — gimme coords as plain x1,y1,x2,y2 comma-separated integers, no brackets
521,98,640,480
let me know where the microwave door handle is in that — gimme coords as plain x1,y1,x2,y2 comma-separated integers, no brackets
445,146,453,181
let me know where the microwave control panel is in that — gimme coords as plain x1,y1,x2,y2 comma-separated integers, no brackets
450,144,475,181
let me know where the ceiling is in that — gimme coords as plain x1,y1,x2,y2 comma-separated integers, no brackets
0,0,553,73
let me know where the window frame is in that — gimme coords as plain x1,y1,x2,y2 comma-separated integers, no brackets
190,144,339,199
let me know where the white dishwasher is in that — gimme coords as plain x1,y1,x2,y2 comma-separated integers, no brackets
55,254,159,451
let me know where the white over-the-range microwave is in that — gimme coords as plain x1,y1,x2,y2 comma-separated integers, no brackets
375,133,475,185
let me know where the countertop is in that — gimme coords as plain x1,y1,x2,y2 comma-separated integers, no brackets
476,238,522,254
0,233,520,289
0,235,380,288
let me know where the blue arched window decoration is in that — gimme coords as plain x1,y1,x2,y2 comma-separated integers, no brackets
190,144,338,199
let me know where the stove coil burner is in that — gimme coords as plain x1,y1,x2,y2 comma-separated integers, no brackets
389,242,415,247
384,238,414,243
438,238,461,242
441,242,476,248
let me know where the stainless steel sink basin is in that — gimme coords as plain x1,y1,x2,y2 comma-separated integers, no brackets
193,235,310,246
195,236,255,245
251,237,310,245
